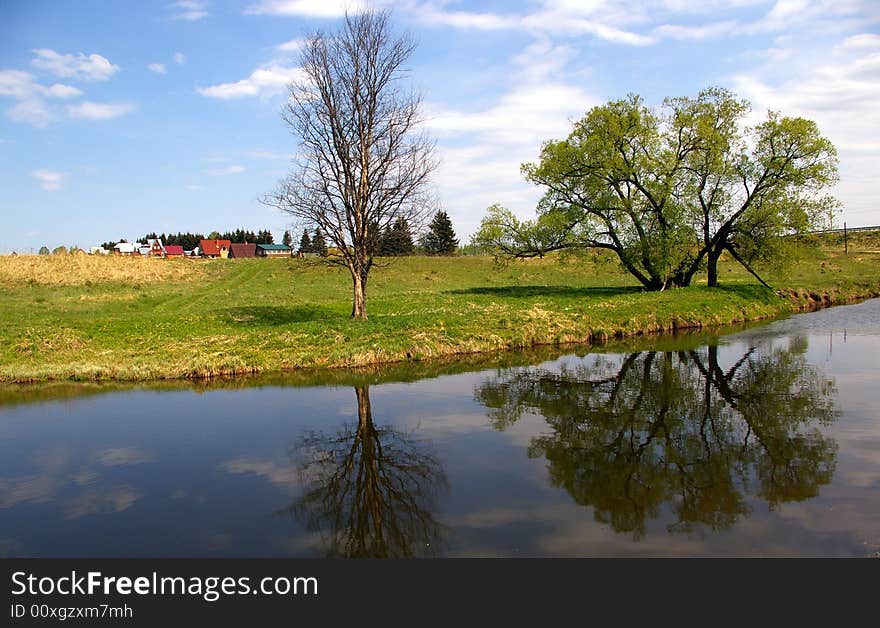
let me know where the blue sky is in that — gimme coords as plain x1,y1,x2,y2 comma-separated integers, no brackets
1,0,878,253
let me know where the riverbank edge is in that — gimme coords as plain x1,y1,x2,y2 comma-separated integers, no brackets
4,283,879,385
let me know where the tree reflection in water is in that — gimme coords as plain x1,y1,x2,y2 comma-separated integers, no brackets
475,337,839,538
282,385,447,557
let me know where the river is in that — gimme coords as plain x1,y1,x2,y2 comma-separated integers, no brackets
1,298,878,556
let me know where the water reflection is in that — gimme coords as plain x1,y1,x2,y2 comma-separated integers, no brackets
281,385,447,557
475,338,839,538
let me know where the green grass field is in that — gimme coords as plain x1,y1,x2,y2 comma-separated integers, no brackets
2,231,879,383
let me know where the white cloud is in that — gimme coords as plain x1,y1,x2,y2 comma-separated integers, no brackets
31,49,119,82
244,0,878,49
731,35,880,226
653,20,738,40
410,2,654,45
743,0,879,35
148,63,168,74
174,52,186,65
197,64,304,99
427,79,597,237
278,38,306,52
66,101,135,120
169,0,209,21
8,100,52,127
31,169,67,191
0,70,34,99
245,0,372,18
429,82,595,150
510,38,578,82
0,69,82,126
245,149,291,160
403,0,878,46
204,164,246,175
841,33,880,49
0,70,82,100
43,83,83,98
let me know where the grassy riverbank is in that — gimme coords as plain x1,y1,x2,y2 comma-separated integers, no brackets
2,232,879,383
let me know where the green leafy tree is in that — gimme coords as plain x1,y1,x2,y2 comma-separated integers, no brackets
38,246,50,255
424,211,458,255
52,245,68,255
476,88,838,289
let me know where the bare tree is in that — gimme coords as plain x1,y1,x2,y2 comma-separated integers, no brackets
265,10,436,319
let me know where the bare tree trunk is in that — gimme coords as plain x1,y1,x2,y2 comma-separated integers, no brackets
351,269,368,320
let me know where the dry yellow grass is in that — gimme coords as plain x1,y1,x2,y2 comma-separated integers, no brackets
0,254,204,286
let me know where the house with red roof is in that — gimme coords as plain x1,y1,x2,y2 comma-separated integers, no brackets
164,245,184,257
199,239,231,259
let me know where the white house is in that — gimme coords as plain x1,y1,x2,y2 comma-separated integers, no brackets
113,242,137,255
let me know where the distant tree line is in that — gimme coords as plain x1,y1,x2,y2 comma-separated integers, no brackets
137,232,205,250
101,228,280,251
213,229,275,244
96,213,459,257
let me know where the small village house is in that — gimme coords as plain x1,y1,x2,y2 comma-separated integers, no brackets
255,243,292,258
146,238,166,257
229,243,257,258
164,245,185,257
199,239,231,259
113,242,137,256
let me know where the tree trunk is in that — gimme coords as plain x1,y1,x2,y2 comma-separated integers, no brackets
351,269,368,320
707,247,722,287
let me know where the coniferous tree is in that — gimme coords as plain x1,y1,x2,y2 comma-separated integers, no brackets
283,230,293,247
424,211,458,255
312,228,328,256
298,229,313,254
379,217,414,255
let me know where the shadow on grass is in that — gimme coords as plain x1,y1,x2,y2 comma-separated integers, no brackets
445,285,641,299
224,305,344,326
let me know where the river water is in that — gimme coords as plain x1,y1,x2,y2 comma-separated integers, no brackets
1,299,878,557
